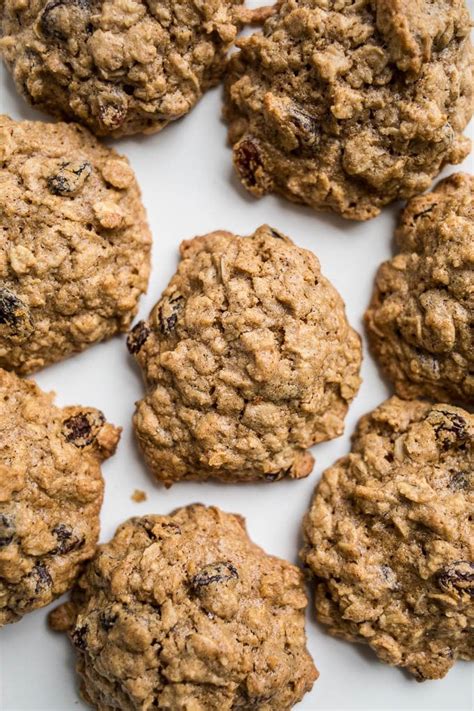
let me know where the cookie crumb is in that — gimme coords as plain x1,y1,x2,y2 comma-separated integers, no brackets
131,489,147,503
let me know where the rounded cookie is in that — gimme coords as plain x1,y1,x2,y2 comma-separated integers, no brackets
224,0,473,220
0,115,151,374
127,225,362,485
0,0,245,137
0,368,121,627
365,173,473,405
301,396,473,680
49,504,318,710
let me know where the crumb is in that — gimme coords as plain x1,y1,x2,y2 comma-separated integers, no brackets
131,489,147,503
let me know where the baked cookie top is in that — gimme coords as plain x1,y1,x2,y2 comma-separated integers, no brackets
301,396,473,680
49,504,318,711
128,225,362,485
224,0,473,220
0,115,151,374
0,368,120,627
365,172,473,405
0,0,244,137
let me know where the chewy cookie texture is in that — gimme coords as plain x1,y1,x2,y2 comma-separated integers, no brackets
0,115,151,374
49,504,318,711
0,0,245,137
128,225,362,485
0,368,120,627
366,172,473,405
224,0,473,220
301,396,473,681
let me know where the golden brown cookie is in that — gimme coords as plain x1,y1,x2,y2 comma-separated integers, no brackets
224,0,473,220
128,225,362,485
0,115,151,374
0,0,245,137
365,172,473,405
0,368,121,627
49,504,318,710
301,396,473,680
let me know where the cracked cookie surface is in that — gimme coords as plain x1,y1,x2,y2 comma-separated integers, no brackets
0,0,244,137
49,504,318,710
301,396,473,680
128,225,362,485
0,368,120,627
0,115,151,374
224,0,473,220
365,172,473,405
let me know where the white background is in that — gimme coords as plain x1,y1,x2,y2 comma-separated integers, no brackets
0,4,473,707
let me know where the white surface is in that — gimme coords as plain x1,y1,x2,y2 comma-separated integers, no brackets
0,19,473,710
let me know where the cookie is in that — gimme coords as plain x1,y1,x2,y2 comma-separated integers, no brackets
301,396,473,680
0,0,246,137
0,115,151,374
49,504,318,710
224,0,473,220
0,368,120,627
128,225,362,485
365,173,473,405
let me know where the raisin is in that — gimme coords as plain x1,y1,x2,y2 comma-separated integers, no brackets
288,105,319,147
47,160,92,196
433,410,468,441
418,353,440,377
139,518,157,540
269,228,285,240
161,522,181,534
413,204,436,220
380,565,400,590
33,562,53,593
99,610,118,631
0,514,15,547
40,0,90,41
71,624,88,650
62,411,105,448
438,561,474,596
0,287,34,342
127,320,150,355
234,138,264,191
191,562,238,590
449,471,471,491
159,295,184,336
236,684,272,705
265,466,292,482
51,524,84,555
98,96,128,131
